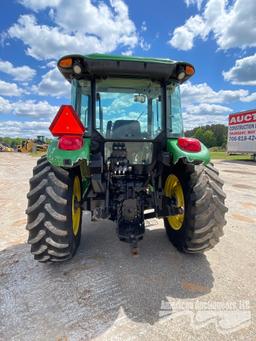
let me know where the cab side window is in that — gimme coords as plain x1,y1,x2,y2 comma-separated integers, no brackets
71,79,91,134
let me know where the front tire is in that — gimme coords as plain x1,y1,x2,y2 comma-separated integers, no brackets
26,156,82,262
163,161,227,253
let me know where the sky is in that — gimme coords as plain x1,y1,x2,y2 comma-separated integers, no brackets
0,0,255,137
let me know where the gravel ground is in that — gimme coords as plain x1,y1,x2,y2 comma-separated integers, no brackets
0,153,255,341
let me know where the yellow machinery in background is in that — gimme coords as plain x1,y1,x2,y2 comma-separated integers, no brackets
0,143,14,152
17,136,48,153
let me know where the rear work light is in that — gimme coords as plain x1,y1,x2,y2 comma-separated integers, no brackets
49,105,86,151
58,136,83,150
177,137,201,152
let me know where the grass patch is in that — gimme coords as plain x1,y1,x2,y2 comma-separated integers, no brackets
210,151,252,160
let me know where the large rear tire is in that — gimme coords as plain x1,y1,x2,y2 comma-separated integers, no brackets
26,155,82,262
163,161,227,253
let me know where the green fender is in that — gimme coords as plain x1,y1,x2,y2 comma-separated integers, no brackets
47,138,91,167
167,138,210,165
47,138,91,194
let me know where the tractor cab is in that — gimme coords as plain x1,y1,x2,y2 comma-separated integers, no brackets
61,54,194,139
56,54,195,167
36,135,46,144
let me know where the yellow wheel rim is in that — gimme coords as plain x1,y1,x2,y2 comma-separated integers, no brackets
72,176,81,236
164,174,185,230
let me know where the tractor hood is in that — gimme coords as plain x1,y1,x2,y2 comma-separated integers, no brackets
57,53,195,84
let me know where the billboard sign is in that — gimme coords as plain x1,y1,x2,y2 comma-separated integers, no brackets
227,109,256,153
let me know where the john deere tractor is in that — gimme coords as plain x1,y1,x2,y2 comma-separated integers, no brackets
26,54,227,262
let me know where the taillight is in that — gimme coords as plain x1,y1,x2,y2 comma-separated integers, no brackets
177,137,201,152
49,105,85,137
58,136,83,150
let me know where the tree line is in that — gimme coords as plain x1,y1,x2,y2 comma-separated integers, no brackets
185,124,228,148
0,137,24,148
0,137,51,148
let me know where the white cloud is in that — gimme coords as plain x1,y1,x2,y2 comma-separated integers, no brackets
141,21,147,32
8,0,138,60
54,0,137,47
183,111,228,130
215,0,256,50
169,28,194,51
240,92,256,103
0,96,13,112
180,81,256,129
139,37,151,51
19,0,61,11
169,14,209,50
33,67,70,98
185,0,204,10
13,100,58,117
0,96,58,118
181,81,254,105
46,61,56,68
0,59,36,81
184,103,232,116
8,15,102,60
170,0,256,50
0,120,51,138
121,50,133,56
241,92,256,102
0,80,24,96
223,53,256,86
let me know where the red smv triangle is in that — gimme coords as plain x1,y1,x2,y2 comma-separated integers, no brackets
49,105,85,136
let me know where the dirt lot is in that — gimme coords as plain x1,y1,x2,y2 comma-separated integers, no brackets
0,153,255,341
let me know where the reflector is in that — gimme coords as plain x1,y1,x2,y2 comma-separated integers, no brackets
58,135,83,150
49,105,85,136
177,137,201,152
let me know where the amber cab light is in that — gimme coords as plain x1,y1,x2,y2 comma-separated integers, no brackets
185,65,195,76
58,135,83,150
59,57,72,68
49,105,85,137
177,137,201,152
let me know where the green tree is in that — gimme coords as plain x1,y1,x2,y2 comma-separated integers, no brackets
203,129,216,148
193,127,205,142
185,124,228,148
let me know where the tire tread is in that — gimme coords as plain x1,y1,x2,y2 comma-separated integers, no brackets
164,161,227,253
25,156,81,262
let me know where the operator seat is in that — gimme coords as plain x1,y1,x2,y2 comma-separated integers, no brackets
112,120,141,139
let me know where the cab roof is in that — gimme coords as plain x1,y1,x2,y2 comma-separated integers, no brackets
57,53,195,84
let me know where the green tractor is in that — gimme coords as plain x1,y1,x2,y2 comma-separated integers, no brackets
26,54,227,262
